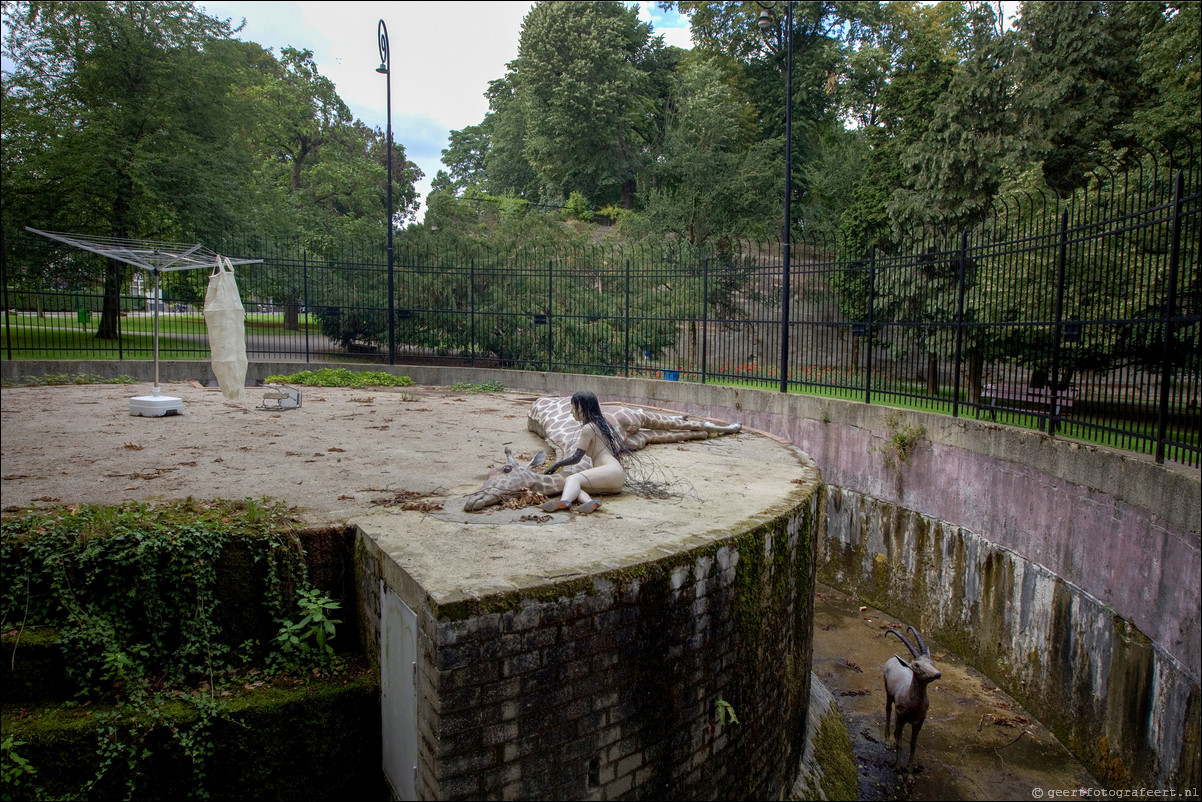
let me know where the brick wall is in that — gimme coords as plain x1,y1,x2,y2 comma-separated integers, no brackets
388,504,816,800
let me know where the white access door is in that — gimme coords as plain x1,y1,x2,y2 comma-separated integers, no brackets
381,585,418,800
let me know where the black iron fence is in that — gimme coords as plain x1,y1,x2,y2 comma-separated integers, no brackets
4,154,1199,467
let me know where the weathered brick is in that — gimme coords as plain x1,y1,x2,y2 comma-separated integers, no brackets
568,668,609,698
556,696,589,723
483,720,520,747
604,769,634,797
438,658,494,690
591,651,621,673
436,772,482,798
558,658,592,682
501,650,542,676
525,626,559,650
519,665,559,694
615,750,644,778
591,689,619,712
544,639,575,664
500,603,542,633
479,677,522,706
438,613,501,646
441,748,497,778
574,709,606,737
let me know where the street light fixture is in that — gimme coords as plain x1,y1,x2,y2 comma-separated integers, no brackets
758,2,793,393
377,19,396,365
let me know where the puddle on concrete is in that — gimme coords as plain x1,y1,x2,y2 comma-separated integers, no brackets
813,584,1096,800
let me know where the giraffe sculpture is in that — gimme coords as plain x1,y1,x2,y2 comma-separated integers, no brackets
463,397,741,512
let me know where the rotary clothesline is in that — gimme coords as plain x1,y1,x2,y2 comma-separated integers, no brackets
25,227,262,407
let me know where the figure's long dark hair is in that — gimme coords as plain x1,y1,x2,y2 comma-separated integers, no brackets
571,391,630,460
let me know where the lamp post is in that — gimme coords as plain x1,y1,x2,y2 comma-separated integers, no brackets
377,19,396,365
758,2,792,394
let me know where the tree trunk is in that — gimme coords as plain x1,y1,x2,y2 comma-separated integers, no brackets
99,180,134,340
927,350,939,396
96,263,125,340
968,351,984,404
284,299,300,331
621,179,636,210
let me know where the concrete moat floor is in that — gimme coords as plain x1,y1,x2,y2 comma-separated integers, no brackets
813,584,1097,801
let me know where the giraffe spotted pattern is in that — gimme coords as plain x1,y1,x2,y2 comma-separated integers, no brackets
463,397,740,512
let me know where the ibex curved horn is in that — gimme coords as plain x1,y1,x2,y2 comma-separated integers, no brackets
907,625,930,656
885,629,919,659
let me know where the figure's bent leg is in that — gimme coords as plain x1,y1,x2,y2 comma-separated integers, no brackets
542,475,583,512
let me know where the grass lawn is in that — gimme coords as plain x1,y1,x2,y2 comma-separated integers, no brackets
1,327,209,360
1,312,323,360
1,312,321,336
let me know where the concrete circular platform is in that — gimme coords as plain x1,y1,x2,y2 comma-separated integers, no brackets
355,413,815,609
1,383,816,600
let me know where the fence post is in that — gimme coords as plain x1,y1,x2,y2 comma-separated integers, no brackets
864,245,876,405
779,238,791,393
952,230,968,418
624,258,631,378
388,244,395,367
470,257,476,369
303,251,310,363
702,257,709,385
1049,209,1070,437
546,259,553,372
1155,169,1185,464
2,229,12,361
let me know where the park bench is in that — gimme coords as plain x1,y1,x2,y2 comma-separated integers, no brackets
980,383,1077,418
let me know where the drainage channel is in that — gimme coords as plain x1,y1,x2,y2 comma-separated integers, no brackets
812,584,1096,801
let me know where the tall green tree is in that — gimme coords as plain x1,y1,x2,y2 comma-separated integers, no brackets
888,2,1019,230
836,2,968,256
238,46,420,248
671,0,885,234
1128,1,1201,154
1012,1,1167,193
640,53,778,246
512,1,668,209
2,1,247,338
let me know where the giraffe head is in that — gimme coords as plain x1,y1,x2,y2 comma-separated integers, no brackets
463,448,558,512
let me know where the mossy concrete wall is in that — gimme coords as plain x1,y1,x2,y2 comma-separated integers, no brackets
356,489,820,799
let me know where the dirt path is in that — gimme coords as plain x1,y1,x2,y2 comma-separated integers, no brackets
813,584,1096,800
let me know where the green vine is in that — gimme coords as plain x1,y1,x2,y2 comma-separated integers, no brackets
1,736,37,800
872,413,927,470
1,498,344,800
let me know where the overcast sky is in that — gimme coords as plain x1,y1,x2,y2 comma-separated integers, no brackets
196,1,694,221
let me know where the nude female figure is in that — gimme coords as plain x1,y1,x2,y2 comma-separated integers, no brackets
540,390,629,514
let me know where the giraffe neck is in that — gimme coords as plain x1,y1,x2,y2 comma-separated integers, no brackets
529,473,566,495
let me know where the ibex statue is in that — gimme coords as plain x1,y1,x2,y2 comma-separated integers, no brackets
882,625,941,773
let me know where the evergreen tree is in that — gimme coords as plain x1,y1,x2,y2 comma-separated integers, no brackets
512,1,669,209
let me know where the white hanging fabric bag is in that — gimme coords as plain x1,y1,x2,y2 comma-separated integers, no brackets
204,256,248,402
